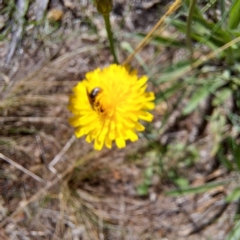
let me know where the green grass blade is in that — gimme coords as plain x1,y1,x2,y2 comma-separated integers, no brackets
233,146,240,171
186,0,196,59
217,148,234,171
155,60,191,84
226,187,240,203
155,82,183,104
129,33,186,48
227,220,240,240
168,18,228,51
183,80,226,115
220,0,225,18
166,180,229,197
229,0,240,29
227,137,240,171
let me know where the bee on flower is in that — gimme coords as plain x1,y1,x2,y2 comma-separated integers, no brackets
68,64,155,150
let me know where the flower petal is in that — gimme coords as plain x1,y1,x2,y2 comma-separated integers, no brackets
138,111,154,122
94,138,104,150
126,130,138,142
116,137,126,148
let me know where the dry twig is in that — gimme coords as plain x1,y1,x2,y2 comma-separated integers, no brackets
0,153,44,183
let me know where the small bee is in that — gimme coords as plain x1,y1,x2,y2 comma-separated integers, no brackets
89,87,101,99
88,87,102,104
88,87,104,112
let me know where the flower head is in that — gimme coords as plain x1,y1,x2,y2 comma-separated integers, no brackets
94,0,113,15
68,64,155,150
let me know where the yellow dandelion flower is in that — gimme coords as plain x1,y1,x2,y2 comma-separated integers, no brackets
68,64,155,150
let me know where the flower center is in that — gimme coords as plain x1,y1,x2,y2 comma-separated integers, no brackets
93,88,122,117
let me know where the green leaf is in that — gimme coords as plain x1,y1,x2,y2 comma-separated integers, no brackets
137,183,149,196
155,60,191,84
226,187,240,202
131,33,186,48
226,220,240,240
174,177,189,188
193,16,231,44
233,146,240,171
144,166,153,179
218,148,234,171
227,137,240,171
183,87,209,115
168,11,233,53
183,80,225,115
155,82,183,104
209,109,226,156
229,0,240,29
168,18,229,51
166,180,229,197
186,0,196,57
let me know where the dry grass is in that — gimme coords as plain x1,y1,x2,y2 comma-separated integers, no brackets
0,0,238,239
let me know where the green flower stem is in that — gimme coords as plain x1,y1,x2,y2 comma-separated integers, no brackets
103,14,119,64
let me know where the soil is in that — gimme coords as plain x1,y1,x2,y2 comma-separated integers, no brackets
0,0,237,239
